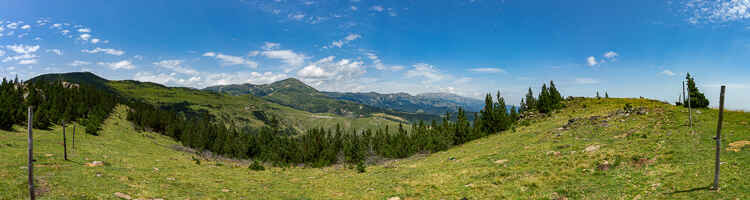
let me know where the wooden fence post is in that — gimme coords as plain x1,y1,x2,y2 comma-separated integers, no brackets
62,120,67,161
712,85,726,190
72,125,76,151
687,81,693,130
28,107,35,200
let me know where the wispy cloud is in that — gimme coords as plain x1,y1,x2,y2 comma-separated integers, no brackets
324,33,361,49
5,44,40,54
469,67,507,74
70,60,91,66
153,60,199,75
661,69,676,76
203,52,258,68
405,63,447,83
682,0,750,24
46,49,63,56
262,50,307,67
82,47,125,56
98,60,136,70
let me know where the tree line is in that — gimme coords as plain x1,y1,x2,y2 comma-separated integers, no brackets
519,80,564,114
0,77,117,134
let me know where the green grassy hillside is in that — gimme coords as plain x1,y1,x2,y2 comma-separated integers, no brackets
1,98,748,199
109,80,403,132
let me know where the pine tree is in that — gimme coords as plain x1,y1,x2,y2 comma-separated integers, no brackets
684,73,709,108
605,92,609,99
596,91,601,99
549,80,562,107
524,87,536,111
537,84,552,113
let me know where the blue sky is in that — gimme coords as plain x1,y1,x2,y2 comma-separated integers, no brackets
1,0,749,110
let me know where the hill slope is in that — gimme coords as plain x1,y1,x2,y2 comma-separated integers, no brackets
322,91,486,115
204,78,440,122
27,72,404,132
1,98,748,199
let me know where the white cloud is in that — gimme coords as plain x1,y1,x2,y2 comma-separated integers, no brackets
370,5,384,12
262,42,280,50
77,28,91,33
203,52,258,68
324,33,362,48
200,71,288,87
405,63,446,83
2,54,39,63
70,60,91,66
683,0,750,24
18,59,37,65
351,6,358,11
363,51,402,71
248,51,260,57
21,25,31,29
5,44,40,54
82,48,125,56
603,51,618,60
586,56,598,66
469,67,507,73
46,49,62,55
661,70,676,76
289,13,306,20
6,22,18,29
79,33,91,41
98,60,136,70
0,50,4,57
297,56,365,81
575,78,600,84
91,38,100,44
262,50,307,67
153,59,199,75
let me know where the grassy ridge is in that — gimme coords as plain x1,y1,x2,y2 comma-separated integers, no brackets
0,98,748,199
109,80,403,132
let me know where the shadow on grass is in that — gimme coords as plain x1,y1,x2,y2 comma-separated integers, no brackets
665,186,712,195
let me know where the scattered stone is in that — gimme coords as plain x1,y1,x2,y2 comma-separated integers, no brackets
166,177,175,181
695,110,702,114
221,189,230,192
44,154,54,157
96,173,102,177
727,141,750,152
494,159,509,164
597,160,611,171
86,161,104,167
584,145,601,152
546,151,561,156
114,192,132,199
464,183,474,187
153,167,159,171
387,197,401,200
366,187,375,191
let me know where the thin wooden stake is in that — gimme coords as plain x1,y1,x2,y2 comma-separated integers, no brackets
686,81,693,130
712,85,726,190
72,125,76,151
62,120,67,161
28,107,35,200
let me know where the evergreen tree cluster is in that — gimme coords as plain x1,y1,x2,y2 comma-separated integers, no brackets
683,73,709,108
0,78,117,134
519,81,564,114
124,90,526,169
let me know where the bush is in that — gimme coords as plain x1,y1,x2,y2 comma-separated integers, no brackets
249,160,265,171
